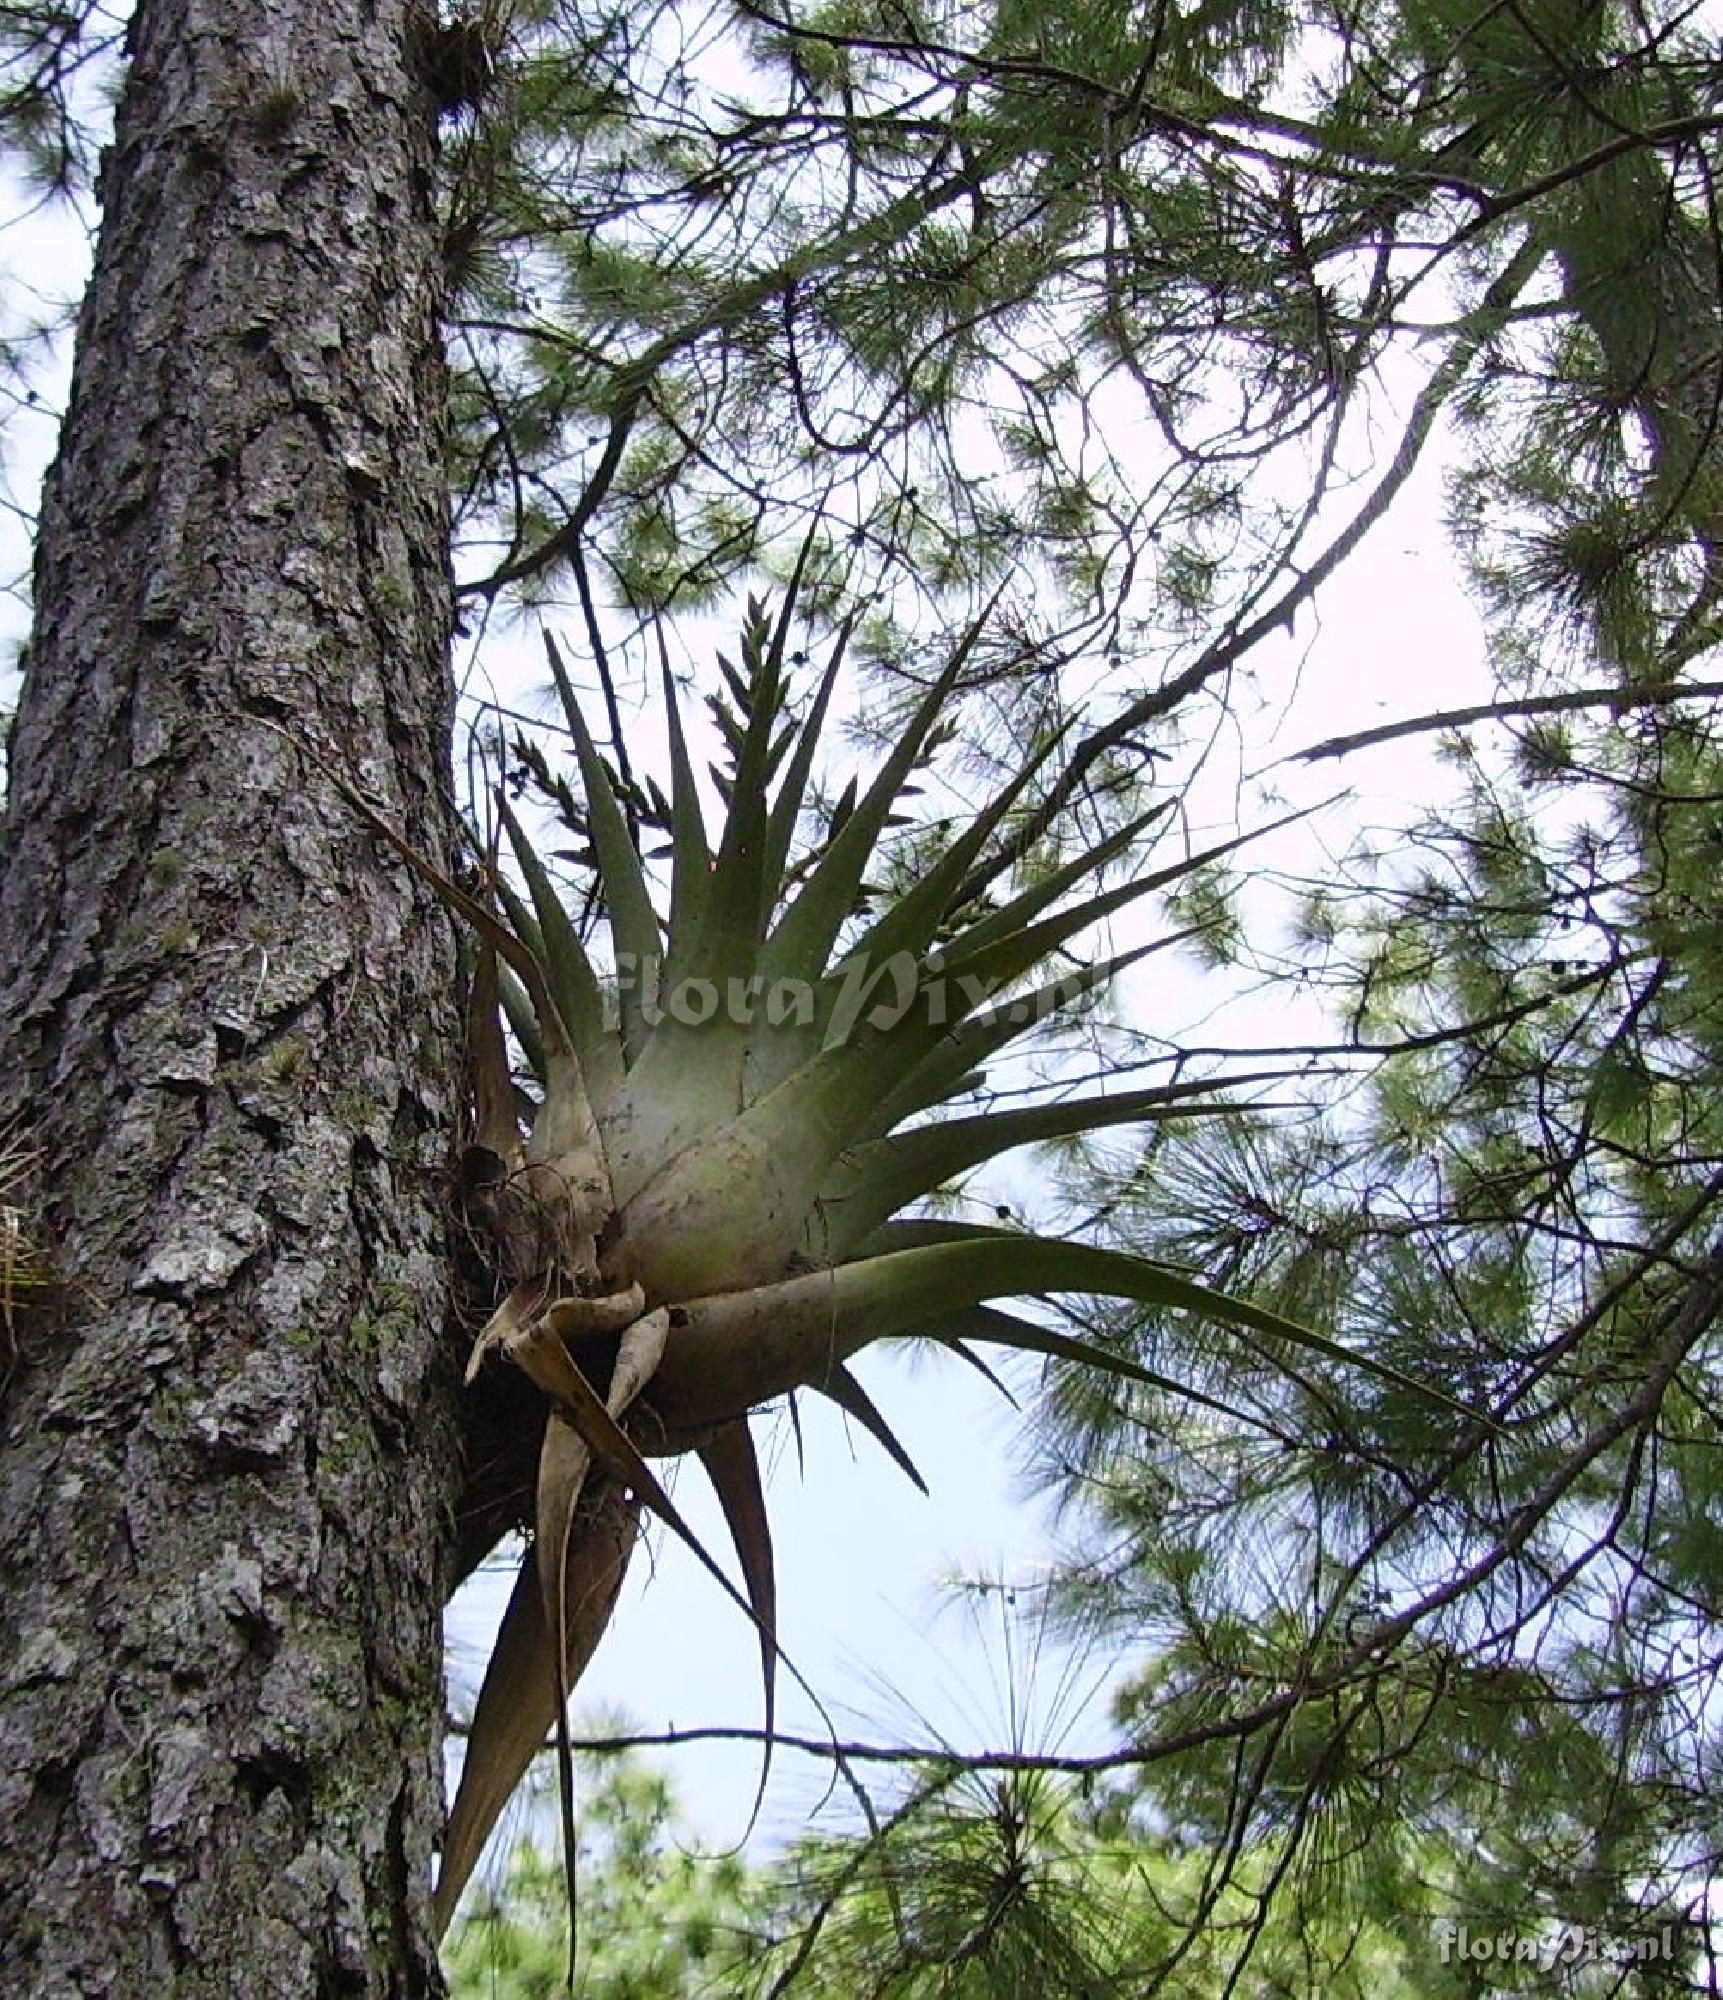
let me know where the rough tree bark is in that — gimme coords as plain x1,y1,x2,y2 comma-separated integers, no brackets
0,2,464,1992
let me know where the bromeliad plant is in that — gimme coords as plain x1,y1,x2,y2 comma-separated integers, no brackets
362,595,1445,1931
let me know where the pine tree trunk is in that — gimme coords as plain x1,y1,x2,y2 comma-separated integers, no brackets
0,2,463,1991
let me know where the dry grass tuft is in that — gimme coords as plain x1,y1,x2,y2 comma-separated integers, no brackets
0,1129,53,1391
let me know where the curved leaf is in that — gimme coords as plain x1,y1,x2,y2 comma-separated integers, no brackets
544,631,661,1046
811,1362,930,1494
760,608,990,983
651,1233,1483,1431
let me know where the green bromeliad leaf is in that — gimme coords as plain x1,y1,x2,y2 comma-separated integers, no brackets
645,1232,1480,1431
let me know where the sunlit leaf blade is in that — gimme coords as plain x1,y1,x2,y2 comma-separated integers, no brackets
761,613,987,982
941,801,1173,963
609,618,792,1160
726,927,1207,1209
822,1073,1289,1254
937,877,1192,1010
931,809,1312,1013
654,926,1210,1276
657,648,712,986
925,1303,1271,1432
859,942,1167,1138
691,528,825,988
987,807,1323,974
692,599,784,984
852,1216,1021,1254
741,922,1200,1186
498,792,614,1085
543,632,661,1036
837,719,1072,973
760,619,852,909
741,726,1079,1103
942,1335,1020,1408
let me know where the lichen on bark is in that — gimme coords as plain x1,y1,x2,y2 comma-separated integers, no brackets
0,2,467,1991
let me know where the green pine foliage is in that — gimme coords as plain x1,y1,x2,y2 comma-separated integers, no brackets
446,1750,771,1998
1020,625,1723,1987
447,1743,1440,1996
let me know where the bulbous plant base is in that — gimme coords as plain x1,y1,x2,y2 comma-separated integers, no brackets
443,1212,746,1597
439,1165,779,1933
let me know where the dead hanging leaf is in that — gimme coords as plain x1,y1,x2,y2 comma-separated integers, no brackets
542,1283,646,1346
523,1304,673,1982
464,1276,549,1385
500,1310,832,1783
434,1484,640,1937
600,1300,669,1412
443,1297,672,1948
526,1306,669,1698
